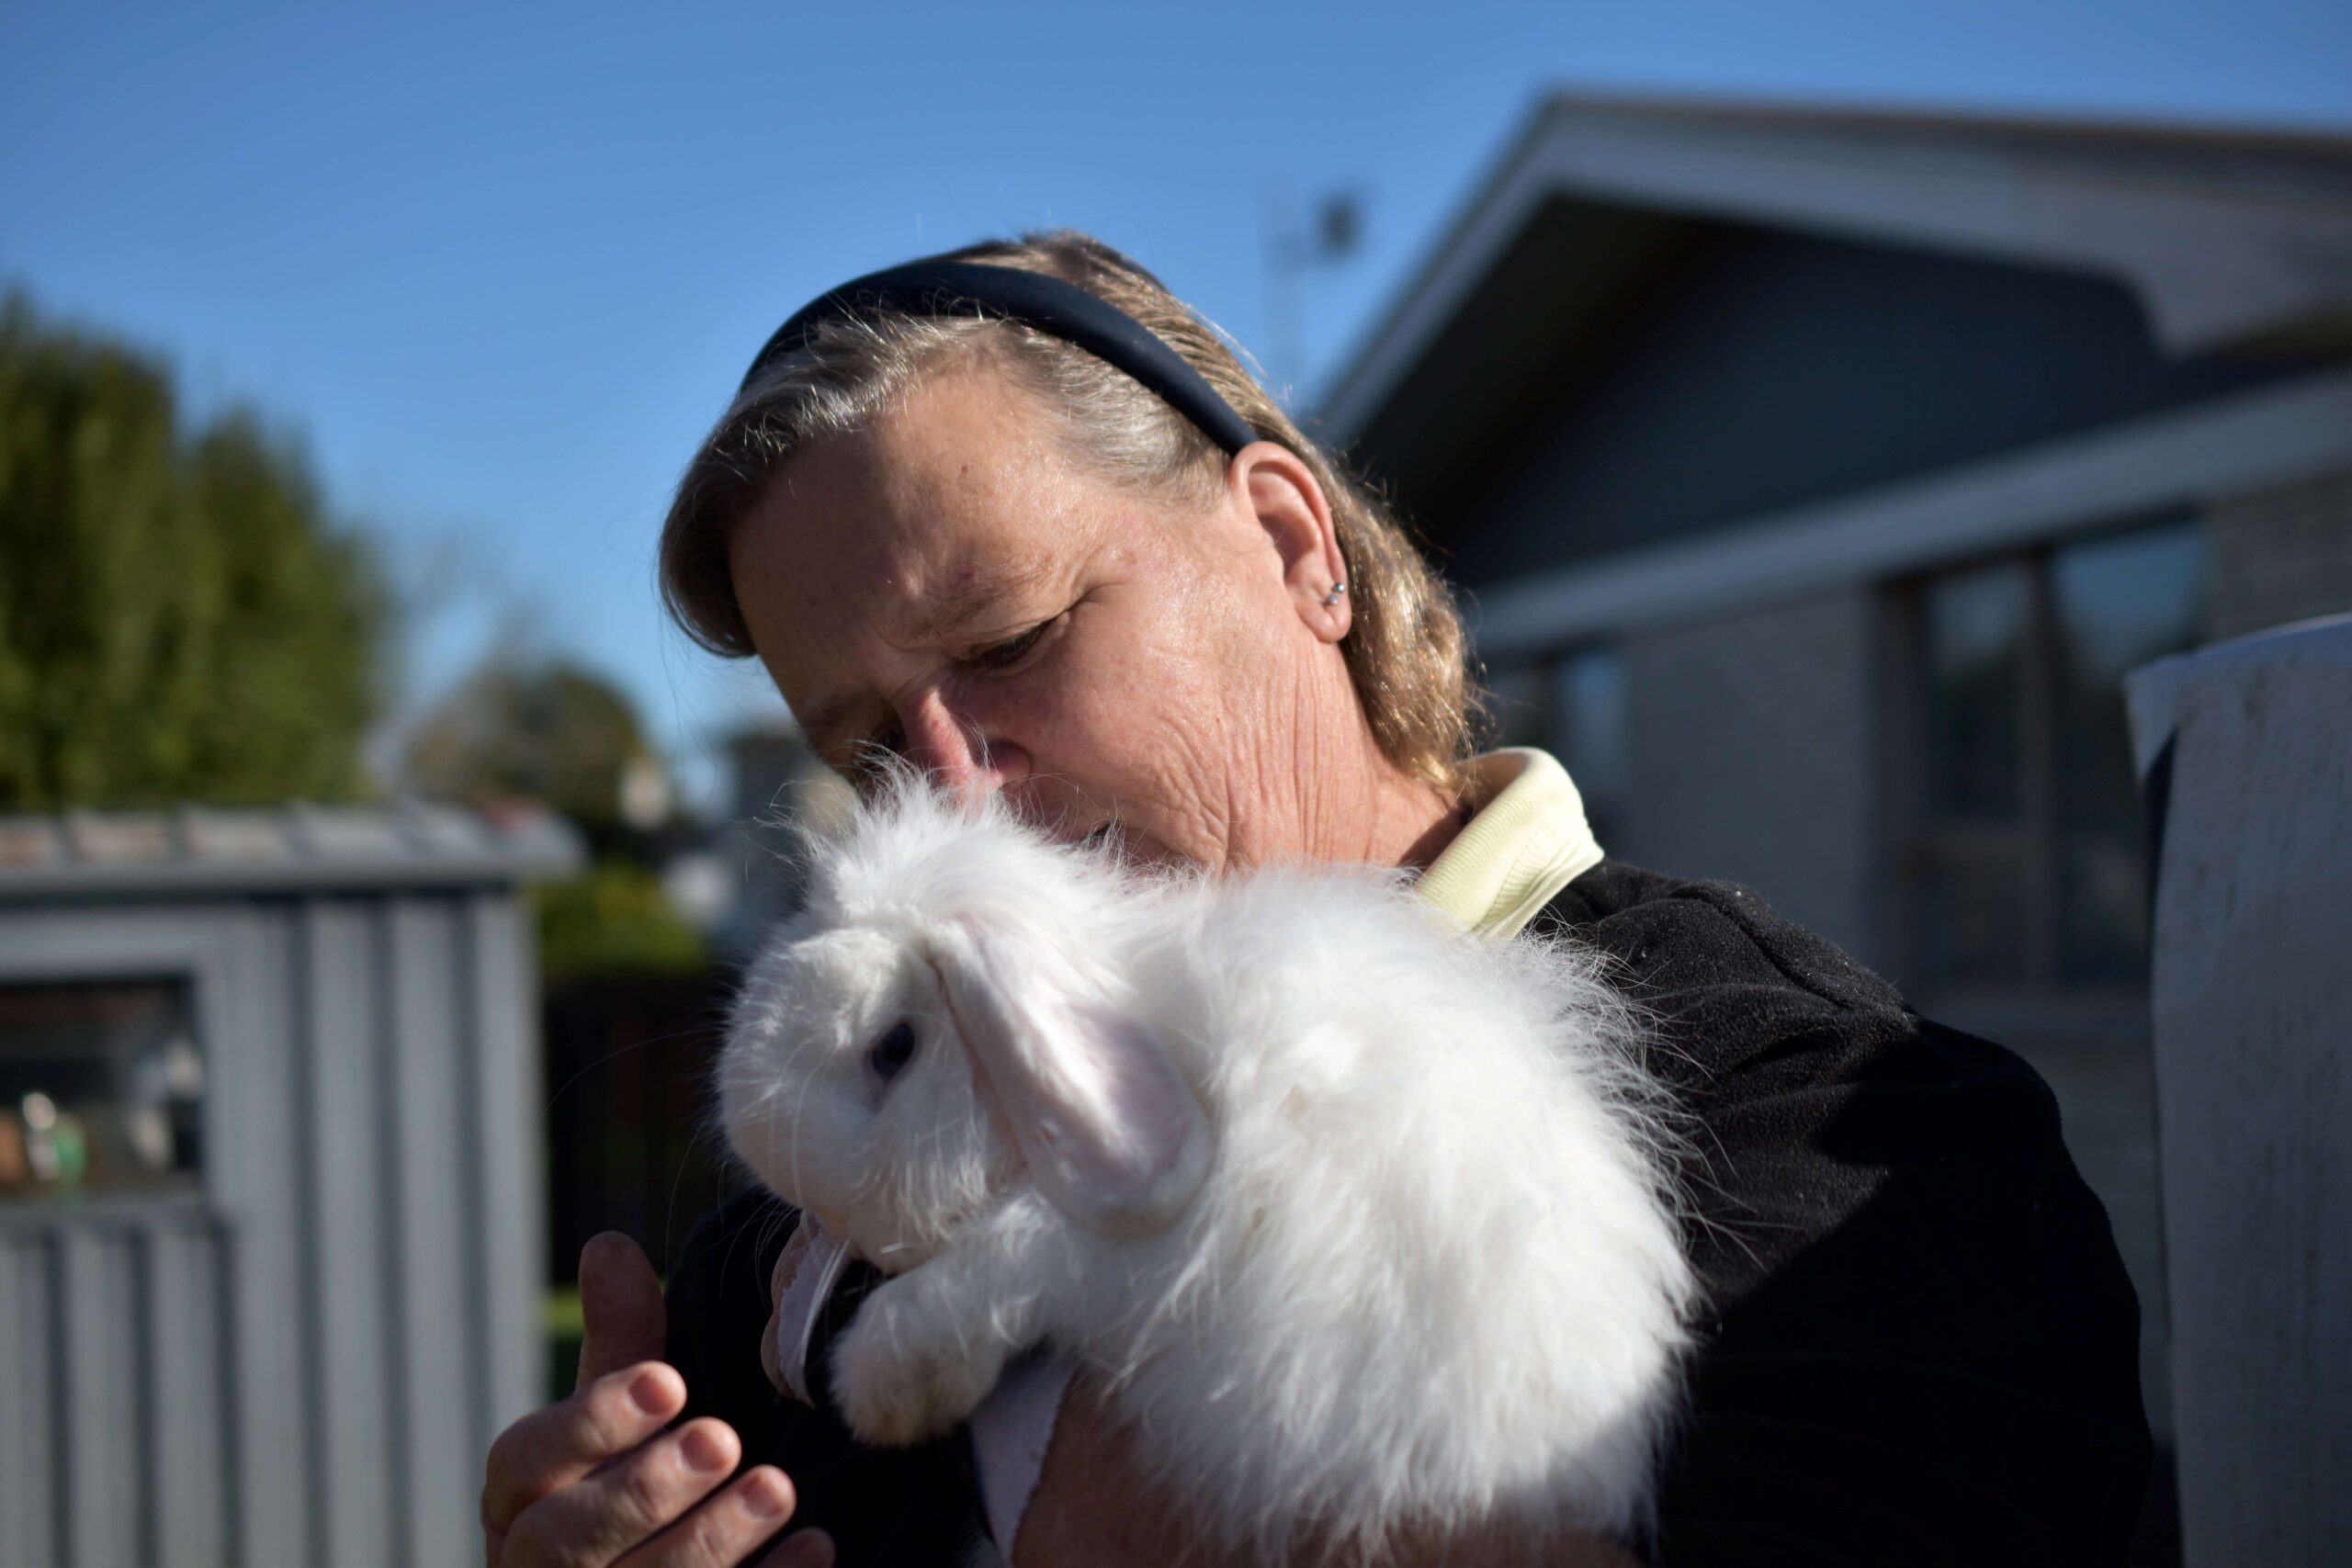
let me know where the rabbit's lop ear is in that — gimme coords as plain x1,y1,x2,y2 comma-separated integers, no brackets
933,918,1209,1237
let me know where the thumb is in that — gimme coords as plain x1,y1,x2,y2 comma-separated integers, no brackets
576,1232,666,1392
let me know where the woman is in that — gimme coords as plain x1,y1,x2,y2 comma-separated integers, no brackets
481,233,2149,1567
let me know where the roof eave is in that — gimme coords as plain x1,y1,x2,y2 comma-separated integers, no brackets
1318,92,2352,445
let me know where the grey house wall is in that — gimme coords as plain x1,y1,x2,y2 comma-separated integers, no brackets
1572,465,2350,974
0,886,543,1568
2208,468,2352,640
1609,588,1883,969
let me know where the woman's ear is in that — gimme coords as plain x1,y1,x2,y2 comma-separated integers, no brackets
929,915,1211,1237
1231,441,1350,644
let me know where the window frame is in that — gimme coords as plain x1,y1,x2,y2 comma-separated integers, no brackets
1883,510,2203,1019
0,907,232,1218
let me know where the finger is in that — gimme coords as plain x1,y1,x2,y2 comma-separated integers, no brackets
750,1526,835,1568
613,1467,807,1568
580,1233,667,1389
502,1418,743,1568
482,1361,686,1538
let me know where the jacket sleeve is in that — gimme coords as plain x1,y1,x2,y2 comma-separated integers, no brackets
1545,874,2152,1567
663,1190,988,1565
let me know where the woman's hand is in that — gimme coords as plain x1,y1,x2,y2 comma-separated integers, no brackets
1012,1376,1640,1568
481,1233,833,1568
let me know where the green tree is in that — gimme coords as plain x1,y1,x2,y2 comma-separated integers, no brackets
0,292,388,808
402,656,667,843
404,655,703,975
533,863,708,979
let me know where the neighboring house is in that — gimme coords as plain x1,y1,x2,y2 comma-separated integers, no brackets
0,804,578,1568
665,720,854,961
1318,95,2352,1452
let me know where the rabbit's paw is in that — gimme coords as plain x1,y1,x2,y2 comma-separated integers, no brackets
831,1281,1009,1447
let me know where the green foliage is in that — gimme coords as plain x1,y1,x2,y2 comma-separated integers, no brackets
534,860,707,979
0,291,388,809
406,657,662,842
407,652,699,977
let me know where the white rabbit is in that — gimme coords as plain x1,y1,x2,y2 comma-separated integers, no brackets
718,777,1696,1562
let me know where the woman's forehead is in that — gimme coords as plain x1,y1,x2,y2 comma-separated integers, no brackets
745,484,1080,637
741,426,1084,615
771,378,1107,576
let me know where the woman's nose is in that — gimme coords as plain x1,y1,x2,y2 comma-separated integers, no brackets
895,689,1027,798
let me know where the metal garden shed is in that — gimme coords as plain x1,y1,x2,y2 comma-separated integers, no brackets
0,804,578,1568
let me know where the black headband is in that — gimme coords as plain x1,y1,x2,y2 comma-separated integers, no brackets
738,258,1260,457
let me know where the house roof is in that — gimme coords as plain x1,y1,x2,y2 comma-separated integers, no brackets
1317,94,2352,457
0,801,584,901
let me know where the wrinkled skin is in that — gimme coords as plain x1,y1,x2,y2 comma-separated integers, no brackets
728,355,1457,874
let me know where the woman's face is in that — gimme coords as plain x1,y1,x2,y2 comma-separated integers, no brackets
727,360,1374,873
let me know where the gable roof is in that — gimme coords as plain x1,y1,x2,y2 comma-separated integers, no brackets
1318,94,2352,451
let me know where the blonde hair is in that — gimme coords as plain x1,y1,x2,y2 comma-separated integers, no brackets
658,230,1479,792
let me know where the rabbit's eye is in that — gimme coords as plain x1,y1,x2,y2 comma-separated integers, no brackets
866,1021,920,1084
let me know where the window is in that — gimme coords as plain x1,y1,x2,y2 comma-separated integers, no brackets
1485,647,1631,846
0,979,204,1201
1548,650,1630,847
1894,516,2207,994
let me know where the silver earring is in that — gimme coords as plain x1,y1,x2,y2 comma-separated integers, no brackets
1323,581,1347,607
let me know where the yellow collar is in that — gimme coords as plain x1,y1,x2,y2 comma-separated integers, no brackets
1416,749,1605,939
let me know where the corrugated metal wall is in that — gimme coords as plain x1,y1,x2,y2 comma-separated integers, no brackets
0,888,544,1568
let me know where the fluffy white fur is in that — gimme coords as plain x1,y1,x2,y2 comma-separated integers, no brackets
719,778,1696,1562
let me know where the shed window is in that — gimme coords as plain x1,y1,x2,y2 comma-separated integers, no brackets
0,980,203,1201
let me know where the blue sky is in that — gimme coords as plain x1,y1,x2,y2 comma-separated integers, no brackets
5,1,2346,811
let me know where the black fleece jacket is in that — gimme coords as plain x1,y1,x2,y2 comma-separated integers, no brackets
664,860,2152,1566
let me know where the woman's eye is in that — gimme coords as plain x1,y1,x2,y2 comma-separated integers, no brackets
966,615,1060,671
